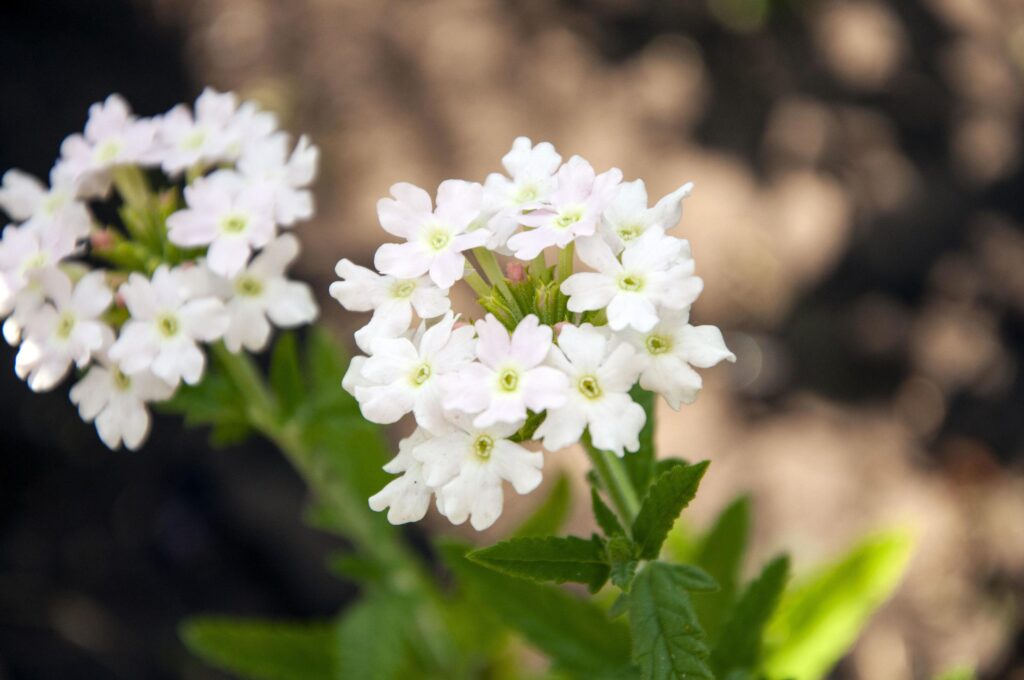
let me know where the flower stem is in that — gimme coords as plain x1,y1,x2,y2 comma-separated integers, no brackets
556,241,575,286
583,433,642,528
463,268,491,299
473,247,522,316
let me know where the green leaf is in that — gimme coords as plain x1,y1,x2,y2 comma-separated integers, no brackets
181,617,335,680
440,541,632,674
335,591,415,680
629,562,713,680
159,369,251,446
514,474,572,537
592,488,626,538
632,461,710,560
305,327,350,398
658,564,718,592
605,535,639,590
326,553,384,584
469,535,610,592
623,386,656,496
762,530,913,680
710,554,789,675
692,496,751,643
270,332,304,418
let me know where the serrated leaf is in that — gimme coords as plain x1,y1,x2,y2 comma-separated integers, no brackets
606,535,639,590
469,535,610,592
514,474,571,537
762,531,912,680
693,496,751,643
629,562,713,680
440,541,632,674
710,554,789,675
659,564,718,592
270,332,304,418
632,461,710,560
335,592,415,680
623,385,656,495
592,488,626,538
181,617,335,680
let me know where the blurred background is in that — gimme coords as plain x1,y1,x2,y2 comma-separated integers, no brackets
1,0,1023,677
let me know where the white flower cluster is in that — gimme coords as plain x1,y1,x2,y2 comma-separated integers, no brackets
0,90,319,451
333,138,736,530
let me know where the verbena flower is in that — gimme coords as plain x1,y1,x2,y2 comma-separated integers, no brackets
237,133,318,227
158,88,268,175
0,167,92,239
482,137,562,251
597,178,693,254
368,428,435,525
374,181,489,289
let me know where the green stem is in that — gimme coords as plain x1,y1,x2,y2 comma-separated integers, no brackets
473,247,521,316
556,241,575,286
584,433,641,528
111,165,153,210
464,268,491,299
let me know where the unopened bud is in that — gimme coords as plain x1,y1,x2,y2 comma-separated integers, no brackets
89,229,116,251
506,261,525,283
554,321,570,335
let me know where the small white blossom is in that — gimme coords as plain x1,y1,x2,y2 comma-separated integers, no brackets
442,314,567,428
0,167,91,239
15,270,114,392
0,222,77,318
56,94,158,197
599,179,693,254
166,171,276,277
536,323,645,456
368,428,436,525
109,265,228,387
415,414,543,531
330,258,450,354
562,229,704,332
482,137,562,250
158,88,256,175
210,234,318,353
70,356,174,451
237,133,319,227
506,156,622,260
624,308,735,409
354,311,474,431
374,181,488,290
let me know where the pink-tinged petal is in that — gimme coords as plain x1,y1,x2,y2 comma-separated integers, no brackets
563,273,617,313
377,182,432,237
167,209,218,247
362,338,418,381
435,180,483,230
659,270,703,309
375,242,430,279
354,300,412,354
413,432,467,487
587,393,645,456
554,156,596,203
252,233,301,278
427,250,465,290
649,181,693,231
109,322,158,370
521,366,568,411
432,324,475,372
474,394,528,429
597,341,641,393
606,293,658,332
206,237,252,278
468,479,505,531
451,229,489,252
71,271,113,318
410,282,451,319
509,315,552,368
0,169,46,220
474,314,511,367
118,274,159,320
440,363,491,414
506,227,557,261
622,230,683,272
640,355,701,410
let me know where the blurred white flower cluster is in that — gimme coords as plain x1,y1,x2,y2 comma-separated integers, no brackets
0,90,319,451
333,138,735,530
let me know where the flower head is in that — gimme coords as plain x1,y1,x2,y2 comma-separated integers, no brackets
0,167,91,239
238,133,318,227
482,137,562,251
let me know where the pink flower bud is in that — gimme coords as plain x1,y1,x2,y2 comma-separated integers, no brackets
554,322,570,335
506,261,525,282
89,229,115,251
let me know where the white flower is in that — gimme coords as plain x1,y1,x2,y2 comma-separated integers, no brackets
624,308,735,409
415,414,543,531
354,311,474,431
562,229,704,332
14,270,114,392
109,265,228,387
0,167,91,239
330,258,450,354
210,234,318,353
237,133,319,227
0,221,77,317
599,179,693,254
374,181,488,290
368,428,435,525
505,156,622,260
56,94,157,197
535,323,645,456
442,314,567,428
482,137,562,250
166,171,276,277
70,356,174,451
158,88,255,174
